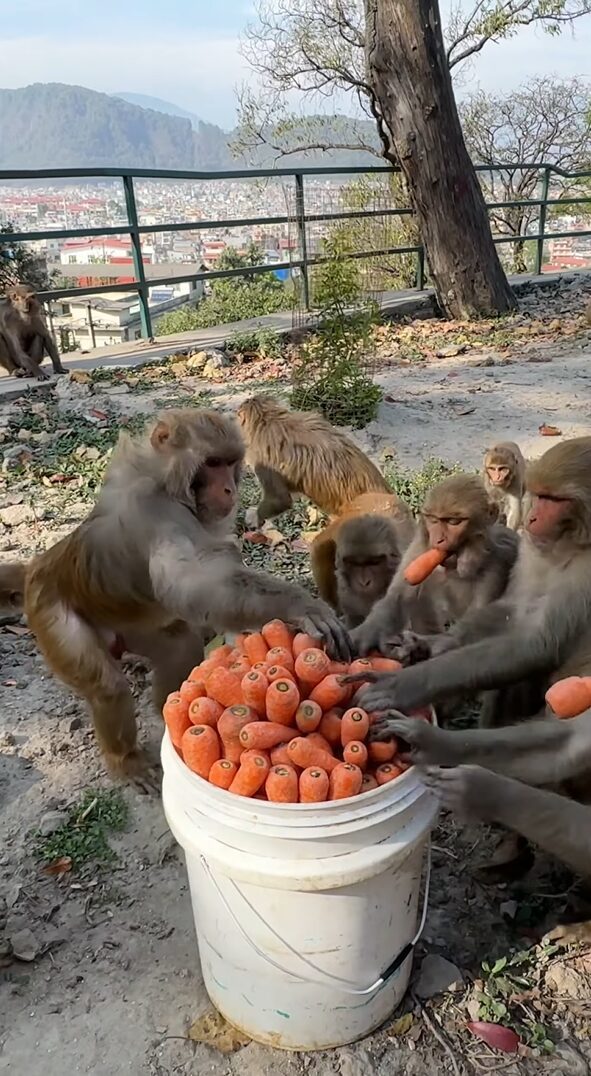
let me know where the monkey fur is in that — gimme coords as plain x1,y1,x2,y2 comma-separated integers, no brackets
482,441,525,530
0,283,65,379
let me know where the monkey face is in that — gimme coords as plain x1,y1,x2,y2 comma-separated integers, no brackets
7,286,35,315
344,556,396,600
422,513,470,556
192,457,241,523
525,493,574,543
486,463,511,488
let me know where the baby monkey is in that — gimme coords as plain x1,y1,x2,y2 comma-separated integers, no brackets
482,441,525,530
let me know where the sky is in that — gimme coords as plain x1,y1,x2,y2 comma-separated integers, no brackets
0,1,590,129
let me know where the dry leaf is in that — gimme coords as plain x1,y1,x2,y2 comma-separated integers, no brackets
290,538,311,554
89,408,108,421
188,1008,250,1054
539,424,562,437
455,407,475,416
43,856,72,876
243,531,270,545
467,1021,520,1053
5,625,30,636
2,679,17,687
388,1012,414,1037
46,473,77,485
262,527,286,546
69,370,92,384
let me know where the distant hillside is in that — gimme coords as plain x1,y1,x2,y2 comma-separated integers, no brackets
113,92,202,127
0,83,232,171
0,83,383,173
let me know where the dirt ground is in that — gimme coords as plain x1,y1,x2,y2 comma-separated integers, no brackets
1,281,591,1075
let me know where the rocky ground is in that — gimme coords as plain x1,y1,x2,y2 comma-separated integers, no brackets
1,276,591,1076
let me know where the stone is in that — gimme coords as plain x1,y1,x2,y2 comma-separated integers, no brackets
2,446,32,472
414,954,463,999
202,350,231,379
37,811,65,837
0,503,35,527
10,928,40,962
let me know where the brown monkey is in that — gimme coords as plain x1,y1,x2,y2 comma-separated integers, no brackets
3,408,349,791
310,491,413,618
349,438,591,915
0,284,65,378
237,395,389,526
482,441,525,530
351,474,519,665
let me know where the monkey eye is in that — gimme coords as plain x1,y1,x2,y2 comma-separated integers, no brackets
446,517,465,527
205,457,223,468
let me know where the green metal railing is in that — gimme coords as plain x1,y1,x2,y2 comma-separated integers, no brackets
0,162,590,341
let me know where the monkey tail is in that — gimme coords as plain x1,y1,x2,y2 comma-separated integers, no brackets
0,560,27,612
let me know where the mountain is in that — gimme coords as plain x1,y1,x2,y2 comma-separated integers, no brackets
0,83,232,171
113,92,202,129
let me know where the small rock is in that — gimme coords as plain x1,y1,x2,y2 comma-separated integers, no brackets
202,350,231,379
435,344,467,358
103,385,129,396
17,429,31,442
186,350,208,370
31,431,51,446
2,446,32,472
336,1047,377,1075
415,954,463,999
67,716,83,732
500,899,518,919
0,731,16,748
37,811,64,836
55,376,91,401
10,928,40,962
0,503,35,527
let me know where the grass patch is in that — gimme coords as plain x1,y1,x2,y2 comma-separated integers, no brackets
35,787,129,870
384,456,465,514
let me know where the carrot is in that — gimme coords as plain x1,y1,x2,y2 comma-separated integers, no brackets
206,667,244,708
229,752,270,797
403,547,447,586
376,762,404,785
348,658,374,678
162,692,191,749
318,708,343,746
266,646,295,671
266,764,299,803
262,620,294,652
295,700,322,734
545,676,591,719
266,679,300,725
329,762,363,800
243,632,269,665
343,740,368,769
240,721,299,751
218,705,258,763
252,660,271,674
188,696,223,728
266,663,296,684
368,738,397,763
206,643,234,669
241,669,269,714
189,661,215,683
327,661,350,677
228,656,251,677
287,736,339,773
309,674,350,710
368,656,403,673
361,773,378,793
299,767,330,803
306,731,334,755
294,647,331,688
179,678,207,704
232,633,248,653
208,758,238,790
293,632,319,658
341,707,370,746
270,743,293,767
181,725,221,779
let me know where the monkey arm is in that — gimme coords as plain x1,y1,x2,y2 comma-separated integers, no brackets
149,536,351,659
420,764,591,876
351,534,426,653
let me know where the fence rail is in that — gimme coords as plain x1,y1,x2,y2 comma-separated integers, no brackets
1,162,590,341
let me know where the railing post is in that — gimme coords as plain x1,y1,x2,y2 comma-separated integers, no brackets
535,166,551,276
294,173,311,310
416,247,425,291
86,302,97,349
122,174,154,341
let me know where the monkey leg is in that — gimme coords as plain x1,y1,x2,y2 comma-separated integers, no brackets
254,464,292,525
125,621,203,712
39,329,66,374
421,765,591,879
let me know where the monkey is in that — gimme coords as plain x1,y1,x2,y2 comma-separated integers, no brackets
1,408,350,792
345,439,591,921
350,474,519,667
237,395,390,527
309,491,413,617
482,441,525,530
0,284,65,378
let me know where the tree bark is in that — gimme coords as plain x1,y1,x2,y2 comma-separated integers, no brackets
365,0,517,318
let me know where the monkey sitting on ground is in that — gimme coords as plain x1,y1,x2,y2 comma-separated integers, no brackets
1,408,349,791
347,439,591,930
237,395,390,527
351,474,519,672
482,441,525,530
0,283,65,379
310,491,413,621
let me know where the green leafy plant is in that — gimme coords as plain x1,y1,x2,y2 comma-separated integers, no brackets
227,327,282,358
472,949,556,1053
384,457,464,514
35,788,129,870
290,233,382,428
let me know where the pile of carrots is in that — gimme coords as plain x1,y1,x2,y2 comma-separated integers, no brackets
163,619,431,803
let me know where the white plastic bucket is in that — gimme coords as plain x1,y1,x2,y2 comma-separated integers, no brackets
161,730,438,1051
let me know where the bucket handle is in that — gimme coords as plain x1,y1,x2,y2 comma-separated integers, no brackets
198,841,431,997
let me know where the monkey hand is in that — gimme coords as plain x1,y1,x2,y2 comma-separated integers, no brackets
388,630,437,665
110,746,161,795
346,663,430,714
419,764,500,821
36,367,50,381
350,618,404,659
294,602,352,663
368,712,440,761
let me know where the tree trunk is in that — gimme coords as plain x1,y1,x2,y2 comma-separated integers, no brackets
365,0,517,318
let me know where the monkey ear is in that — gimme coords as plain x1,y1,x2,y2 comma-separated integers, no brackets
150,418,188,451
151,420,173,450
